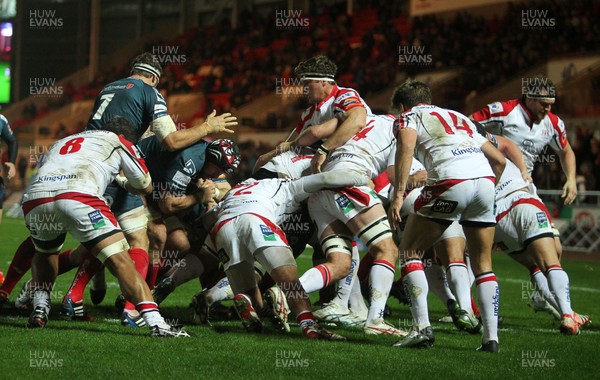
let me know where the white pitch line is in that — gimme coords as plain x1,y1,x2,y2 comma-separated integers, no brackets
502,277,600,293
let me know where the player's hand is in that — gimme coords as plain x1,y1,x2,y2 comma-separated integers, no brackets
388,196,403,230
276,141,292,155
562,178,577,205
197,179,216,204
3,162,15,180
311,151,327,173
407,170,427,190
205,110,238,134
521,170,532,183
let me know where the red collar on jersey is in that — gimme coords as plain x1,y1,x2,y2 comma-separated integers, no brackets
316,84,339,111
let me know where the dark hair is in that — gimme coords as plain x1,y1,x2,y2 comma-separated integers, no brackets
391,80,432,111
130,52,162,79
294,56,337,79
522,74,555,99
103,116,137,143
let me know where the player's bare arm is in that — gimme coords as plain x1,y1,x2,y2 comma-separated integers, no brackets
159,110,238,152
311,107,367,173
480,141,506,182
158,179,215,214
557,141,577,205
495,135,531,183
389,127,417,229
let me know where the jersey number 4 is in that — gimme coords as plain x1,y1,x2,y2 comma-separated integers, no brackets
92,94,115,120
59,137,84,155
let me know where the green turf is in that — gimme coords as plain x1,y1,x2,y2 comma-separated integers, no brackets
0,215,598,379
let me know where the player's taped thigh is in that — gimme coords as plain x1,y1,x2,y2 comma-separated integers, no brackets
95,238,130,263
320,234,353,257
255,246,296,273
225,261,258,294
117,206,148,234
356,216,392,249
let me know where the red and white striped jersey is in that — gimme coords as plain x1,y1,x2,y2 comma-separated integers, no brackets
471,99,568,174
295,85,372,135
27,130,149,196
322,114,396,179
395,105,493,182
260,148,314,179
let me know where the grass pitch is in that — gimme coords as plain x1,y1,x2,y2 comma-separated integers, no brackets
0,215,598,379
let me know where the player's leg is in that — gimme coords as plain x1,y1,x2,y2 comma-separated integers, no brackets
299,220,352,294
435,233,481,333
394,213,447,345
117,203,151,323
300,219,353,321
0,237,36,305
527,237,590,333
463,225,498,350
257,246,345,340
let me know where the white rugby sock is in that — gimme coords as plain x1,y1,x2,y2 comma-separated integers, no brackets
402,260,430,330
366,259,395,324
530,268,560,311
446,261,473,314
206,276,234,303
349,273,368,315
424,261,454,306
546,265,573,316
332,245,360,309
299,264,331,294
475,272,499,343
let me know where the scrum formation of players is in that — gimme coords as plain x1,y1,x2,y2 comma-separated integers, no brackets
0,54,591,349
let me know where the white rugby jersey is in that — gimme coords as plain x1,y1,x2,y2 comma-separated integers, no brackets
295,85,372,135
395,105,493,182
495,159,531,200
322,113,396,179
260,148,314,179
214,178,308,226
27,130,149,196
471,99,568,174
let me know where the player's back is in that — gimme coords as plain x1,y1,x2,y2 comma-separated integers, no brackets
27,130,128,196
260,148,314,179
216,178,300,224
86,77,166,141
324,113,396,178
396,105,493,182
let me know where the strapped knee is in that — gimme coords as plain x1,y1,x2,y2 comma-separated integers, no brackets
357,216,392,249
320,234,353,257
96,239,130,263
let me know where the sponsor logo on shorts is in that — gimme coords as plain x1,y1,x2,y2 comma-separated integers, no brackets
335,194,355,214
536,212,549,228
431,199,458,213
88,210,106,229
261,224,276,241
